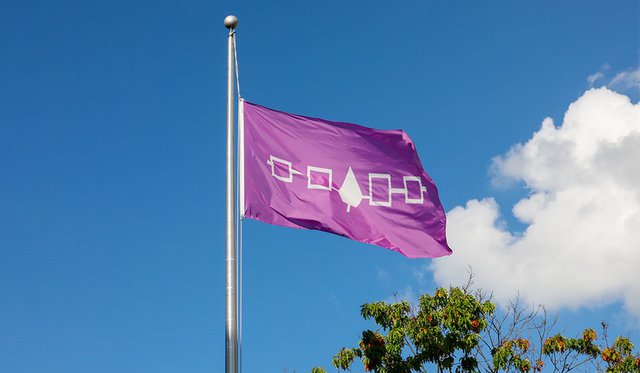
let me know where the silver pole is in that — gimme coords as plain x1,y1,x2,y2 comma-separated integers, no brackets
224,14,238,373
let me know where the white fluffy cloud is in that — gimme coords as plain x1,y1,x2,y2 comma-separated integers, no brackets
432,88,640,316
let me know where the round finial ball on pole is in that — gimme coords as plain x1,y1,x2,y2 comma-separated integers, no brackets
224,15,238,29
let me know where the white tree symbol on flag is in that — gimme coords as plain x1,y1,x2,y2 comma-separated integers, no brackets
338,167,363,212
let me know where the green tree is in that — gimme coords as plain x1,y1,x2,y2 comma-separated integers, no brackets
330,284,494,373
596,323,640,373
312,283,639,373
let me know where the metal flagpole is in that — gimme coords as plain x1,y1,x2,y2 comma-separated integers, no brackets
224,14,239,373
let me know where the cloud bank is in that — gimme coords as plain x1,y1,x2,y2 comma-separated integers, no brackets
432,87,640,316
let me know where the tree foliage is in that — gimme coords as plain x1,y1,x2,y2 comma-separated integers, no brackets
312,282,639,373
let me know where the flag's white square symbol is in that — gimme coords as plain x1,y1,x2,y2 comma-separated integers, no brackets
268,156,295,182
369,173,392,207
307,166,332,190
403,176,424,204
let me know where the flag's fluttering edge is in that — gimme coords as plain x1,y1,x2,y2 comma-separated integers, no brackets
240,100,452,258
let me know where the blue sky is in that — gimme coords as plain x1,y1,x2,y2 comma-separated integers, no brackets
1,1,639,372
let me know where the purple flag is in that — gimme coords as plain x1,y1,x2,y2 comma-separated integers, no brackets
239,100,452,258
